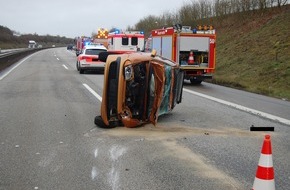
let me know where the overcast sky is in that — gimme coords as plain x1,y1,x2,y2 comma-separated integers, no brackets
0,0,187,38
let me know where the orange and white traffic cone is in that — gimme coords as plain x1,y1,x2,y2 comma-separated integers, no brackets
188,51,194,64
252,135,275,190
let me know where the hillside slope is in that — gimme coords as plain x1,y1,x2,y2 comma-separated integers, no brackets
211,5,290,100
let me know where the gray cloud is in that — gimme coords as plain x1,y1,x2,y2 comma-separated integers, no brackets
0,0,185,38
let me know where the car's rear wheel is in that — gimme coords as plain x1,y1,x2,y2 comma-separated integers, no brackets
76,61,80,71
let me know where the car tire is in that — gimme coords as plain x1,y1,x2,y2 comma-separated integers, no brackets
76,61,80,71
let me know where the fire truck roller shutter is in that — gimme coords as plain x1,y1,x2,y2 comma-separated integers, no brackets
161,37,172,60
152,38,161,55
179,37,209,52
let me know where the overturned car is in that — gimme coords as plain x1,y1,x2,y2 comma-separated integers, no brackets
94,50,184,128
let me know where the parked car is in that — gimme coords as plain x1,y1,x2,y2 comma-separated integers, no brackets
76,44,107,74
94,50,184,128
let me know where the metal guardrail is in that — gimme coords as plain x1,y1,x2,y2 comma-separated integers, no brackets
0,48,30,58
0,48,45,72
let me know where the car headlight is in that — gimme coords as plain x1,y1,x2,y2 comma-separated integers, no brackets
124,65,133,81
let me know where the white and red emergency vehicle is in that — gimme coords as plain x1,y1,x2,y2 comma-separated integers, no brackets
107,30,145,53
150,25,216,84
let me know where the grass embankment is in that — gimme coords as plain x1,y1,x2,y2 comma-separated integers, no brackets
212,6,290,100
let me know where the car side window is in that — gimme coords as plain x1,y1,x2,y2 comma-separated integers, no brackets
131,37,138,46
122,37,129,45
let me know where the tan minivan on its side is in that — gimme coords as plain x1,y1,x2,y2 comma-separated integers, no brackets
94,50,184,128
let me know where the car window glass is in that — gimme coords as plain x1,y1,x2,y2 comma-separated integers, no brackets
122,37,129,45
85,49,107,55
147,66,155,118
131,37,138,46
158,65,172,115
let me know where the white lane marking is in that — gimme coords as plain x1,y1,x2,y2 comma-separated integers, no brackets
91,166,98,180
94,148,98,158
0,53,35,81
62,64,68,70
183,88,290,126
57,58,60,60
83,83,102,102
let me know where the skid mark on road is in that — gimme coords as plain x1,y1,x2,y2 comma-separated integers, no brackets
108,167,119,190
86,124,249,189
162,139,243,189
109,145,127,161
90,144,127,189
87,123,260,140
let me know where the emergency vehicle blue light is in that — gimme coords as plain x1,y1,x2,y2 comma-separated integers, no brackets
192,28,197,34
84,41,90,46
115,29,120,34
140,31,144,34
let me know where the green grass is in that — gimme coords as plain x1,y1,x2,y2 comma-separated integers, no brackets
212,6,290,100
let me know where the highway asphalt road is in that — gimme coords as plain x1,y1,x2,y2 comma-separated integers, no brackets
0,48,289,190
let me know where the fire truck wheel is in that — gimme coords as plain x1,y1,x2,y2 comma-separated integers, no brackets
190,79,202,85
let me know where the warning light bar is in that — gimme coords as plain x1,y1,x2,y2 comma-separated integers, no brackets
193,25,215,34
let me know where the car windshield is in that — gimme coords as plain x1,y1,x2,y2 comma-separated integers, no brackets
85,49,107,55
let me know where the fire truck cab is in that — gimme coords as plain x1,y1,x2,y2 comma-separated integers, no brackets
151,25,216,84
107,30,145,53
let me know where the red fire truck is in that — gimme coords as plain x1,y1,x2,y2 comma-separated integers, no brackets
151,25,216,84
107,30,145,53
75,36,92,56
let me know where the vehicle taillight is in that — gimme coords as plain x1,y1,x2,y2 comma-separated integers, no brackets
80,56,92,62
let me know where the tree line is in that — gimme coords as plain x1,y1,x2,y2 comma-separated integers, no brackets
131,0,289,35
0,25,74,49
